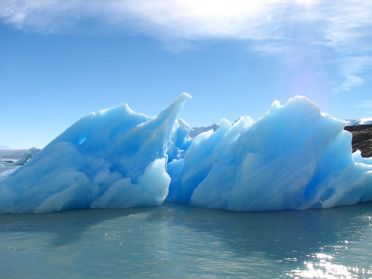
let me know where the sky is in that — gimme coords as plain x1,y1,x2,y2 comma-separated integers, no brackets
0,0,372,148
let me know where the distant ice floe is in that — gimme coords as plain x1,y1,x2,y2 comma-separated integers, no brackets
0,148,40,174
0,93,371,213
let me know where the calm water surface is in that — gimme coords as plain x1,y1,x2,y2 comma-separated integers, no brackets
0,204,371,278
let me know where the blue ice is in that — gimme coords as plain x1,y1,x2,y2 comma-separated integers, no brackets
0,94,371,213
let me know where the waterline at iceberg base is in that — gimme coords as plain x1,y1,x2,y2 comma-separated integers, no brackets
0,93,371,213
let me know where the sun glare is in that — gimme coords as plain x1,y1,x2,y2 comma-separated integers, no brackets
295,0,319,7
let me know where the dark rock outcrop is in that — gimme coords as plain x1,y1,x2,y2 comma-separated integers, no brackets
345,124,372,157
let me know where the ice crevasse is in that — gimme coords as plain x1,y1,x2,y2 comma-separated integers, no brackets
0,93,371,213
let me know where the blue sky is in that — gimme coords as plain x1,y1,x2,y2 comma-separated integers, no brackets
1,0,372,148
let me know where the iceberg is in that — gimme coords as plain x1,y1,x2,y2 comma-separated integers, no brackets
0,94,371,213
183,98,372,211
0,93,191,213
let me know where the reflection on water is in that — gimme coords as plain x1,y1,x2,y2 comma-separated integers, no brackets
0,203,371,278
291,253,370,278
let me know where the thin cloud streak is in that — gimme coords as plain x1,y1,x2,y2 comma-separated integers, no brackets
357,100,372,109
356,100,372,115
336,56,372,92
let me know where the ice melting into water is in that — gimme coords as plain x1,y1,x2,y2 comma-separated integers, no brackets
0,93,372,213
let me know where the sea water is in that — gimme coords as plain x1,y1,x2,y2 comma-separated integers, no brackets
0,204,371,278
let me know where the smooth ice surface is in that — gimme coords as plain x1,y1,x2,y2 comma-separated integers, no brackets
0,94,372,213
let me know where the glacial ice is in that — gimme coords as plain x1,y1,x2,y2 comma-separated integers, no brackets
0,94,371,213
0,94,190,213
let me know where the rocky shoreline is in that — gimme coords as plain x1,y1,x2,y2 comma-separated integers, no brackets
345,124,372,157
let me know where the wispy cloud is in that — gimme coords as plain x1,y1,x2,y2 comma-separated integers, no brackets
359,100,372,106
356,100,372,115
0,0,289,37
335,56,372,92
320,1,372,92
1,0,372,92
357,100,372,109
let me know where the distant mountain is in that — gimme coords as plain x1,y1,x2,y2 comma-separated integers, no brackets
345,118,372,126
0,148,40,174
0,148,29,160
190,124,219,138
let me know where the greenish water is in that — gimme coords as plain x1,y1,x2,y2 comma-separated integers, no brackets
0,204,371,278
